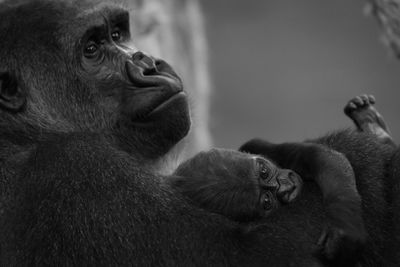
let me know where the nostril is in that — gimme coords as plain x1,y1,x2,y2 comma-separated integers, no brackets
132,52,157,72
143,67,157,76
132,51,145,61
141,55,155,67
130,52,159,76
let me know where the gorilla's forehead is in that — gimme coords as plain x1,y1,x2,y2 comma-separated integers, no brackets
0,0,128,52
68,4,129,40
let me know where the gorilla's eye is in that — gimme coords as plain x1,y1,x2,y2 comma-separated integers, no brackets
111,30,122,42
257,160,270,179
260,164,268,175
84,42,99,58
263,193,273,211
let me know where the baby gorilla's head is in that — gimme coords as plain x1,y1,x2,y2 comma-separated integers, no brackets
171,149,303,222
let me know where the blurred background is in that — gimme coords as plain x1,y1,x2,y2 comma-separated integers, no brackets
201,0,400,149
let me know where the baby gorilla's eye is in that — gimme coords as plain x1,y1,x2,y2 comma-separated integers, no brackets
257,160,270,179
111,30,122,42
263,193,274,211
260,164,268,175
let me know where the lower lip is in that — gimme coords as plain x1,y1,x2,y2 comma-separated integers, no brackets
129,91,187,125
148,91,186,115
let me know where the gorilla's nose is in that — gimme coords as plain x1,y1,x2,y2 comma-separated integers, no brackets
276,172,297,204
126,51,182,90
131,51,157,75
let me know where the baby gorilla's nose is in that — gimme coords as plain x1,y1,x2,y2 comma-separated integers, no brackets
276,170,302,204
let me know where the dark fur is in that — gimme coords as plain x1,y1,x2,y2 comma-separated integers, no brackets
171,149,264,222
0,0,399,266
307,130,398,266
239,129,399,267
240,130,399,266
313,130,398,266
169,148,300,222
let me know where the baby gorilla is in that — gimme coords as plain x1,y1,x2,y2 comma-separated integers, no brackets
168,96,383,265
169,149,303,221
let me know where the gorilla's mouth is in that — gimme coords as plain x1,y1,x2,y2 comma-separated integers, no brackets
148,91,187,116
127,90,188,123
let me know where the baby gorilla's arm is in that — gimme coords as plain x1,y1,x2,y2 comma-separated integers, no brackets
167,148,301,222
240,140,366,265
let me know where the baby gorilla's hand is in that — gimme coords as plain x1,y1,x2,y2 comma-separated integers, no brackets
316,197,367,267
170,148,302,221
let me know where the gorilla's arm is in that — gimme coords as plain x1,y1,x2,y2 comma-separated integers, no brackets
240,139,366,264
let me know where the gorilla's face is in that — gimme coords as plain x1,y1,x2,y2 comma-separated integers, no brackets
0,1,191,159
75,5,191,158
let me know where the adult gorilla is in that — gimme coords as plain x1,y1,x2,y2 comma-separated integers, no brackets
0,0,396,266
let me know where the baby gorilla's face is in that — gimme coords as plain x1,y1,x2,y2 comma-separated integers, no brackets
253,156,303,217
172,149,303,222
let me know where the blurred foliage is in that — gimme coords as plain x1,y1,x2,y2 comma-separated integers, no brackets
367,0,400,57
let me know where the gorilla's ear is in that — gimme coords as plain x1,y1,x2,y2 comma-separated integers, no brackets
0,72,26,112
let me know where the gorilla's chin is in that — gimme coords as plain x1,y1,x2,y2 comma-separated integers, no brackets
144,91,191,145
116,92,191,159
147,92,187,119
